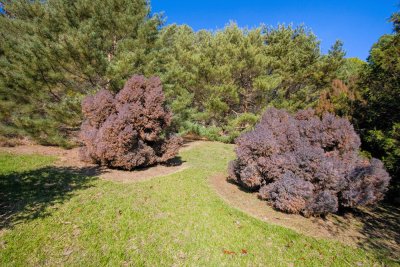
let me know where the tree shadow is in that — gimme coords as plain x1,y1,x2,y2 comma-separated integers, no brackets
225,177,399,262
226,178,259,194
352,204,399,262
162,156,185,167
127,156,185,172
321,203,400,262
0,166,103,230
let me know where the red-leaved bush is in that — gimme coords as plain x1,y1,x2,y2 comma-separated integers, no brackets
228,108,391,216
79,75,182,170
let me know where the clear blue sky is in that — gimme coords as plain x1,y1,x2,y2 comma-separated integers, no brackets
151,0,399,60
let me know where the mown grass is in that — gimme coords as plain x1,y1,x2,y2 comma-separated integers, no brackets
0,143,397,266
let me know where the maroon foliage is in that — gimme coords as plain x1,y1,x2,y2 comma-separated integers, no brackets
228,108,391,216
80,75,182,170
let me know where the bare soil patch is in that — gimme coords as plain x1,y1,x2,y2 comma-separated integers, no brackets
209,173,400,261
0,141,204,183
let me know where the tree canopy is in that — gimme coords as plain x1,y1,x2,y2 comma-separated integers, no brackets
353,12,400,199
0,0,160,146
0,2,346,145
152,23,345,142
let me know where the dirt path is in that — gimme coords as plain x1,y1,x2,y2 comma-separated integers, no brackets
209,173,400,260
0,141,204,183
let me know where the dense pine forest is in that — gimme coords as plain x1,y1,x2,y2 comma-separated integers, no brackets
0,1,398,198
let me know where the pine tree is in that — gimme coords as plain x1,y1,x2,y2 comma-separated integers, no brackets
354,12,400,200
152,23,345,142
0,0,161,146
0,2,347,145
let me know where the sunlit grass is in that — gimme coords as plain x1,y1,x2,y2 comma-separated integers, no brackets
0,144,396,266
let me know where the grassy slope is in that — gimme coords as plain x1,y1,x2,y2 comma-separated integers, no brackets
0,143,396,266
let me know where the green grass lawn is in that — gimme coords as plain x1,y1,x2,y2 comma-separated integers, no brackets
0,142,397,266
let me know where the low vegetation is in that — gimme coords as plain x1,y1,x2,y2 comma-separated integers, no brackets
0,143,397,266
228,108,390,216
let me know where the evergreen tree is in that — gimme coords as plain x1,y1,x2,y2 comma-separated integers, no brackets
152,23,345,141
354,12,400,199
0,0,161,146
0,2,347,145
316,57,366,118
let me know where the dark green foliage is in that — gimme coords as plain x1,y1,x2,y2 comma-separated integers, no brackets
0,1,349,145
152,23,345,141
315,57,366,119
0,0,161,146
354,12,400,201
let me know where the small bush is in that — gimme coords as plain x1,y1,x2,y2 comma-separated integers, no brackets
228,108,390,216
80,75,182,170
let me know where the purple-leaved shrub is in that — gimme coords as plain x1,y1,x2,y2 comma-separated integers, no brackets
228,108,391,216
79,75,182,170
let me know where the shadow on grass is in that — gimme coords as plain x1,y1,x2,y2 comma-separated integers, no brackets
357,204,400,261
226,177,399,262
163,156,185,167
330,204,400,262
226,178,259,194
101,156,185,172
0,166,102,230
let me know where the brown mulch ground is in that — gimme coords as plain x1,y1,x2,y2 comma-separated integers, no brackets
209,173,400,261
0,141,204,183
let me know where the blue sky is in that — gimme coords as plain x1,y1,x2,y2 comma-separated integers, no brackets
151,0,398,60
